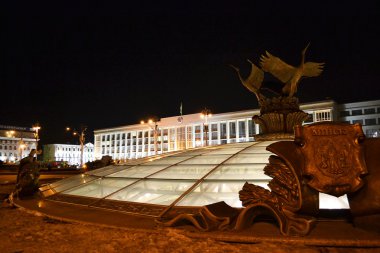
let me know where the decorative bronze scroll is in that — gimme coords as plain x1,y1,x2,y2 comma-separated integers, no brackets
236,154,317,236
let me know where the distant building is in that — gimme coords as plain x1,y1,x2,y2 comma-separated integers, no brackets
0,125,37,163
93,100,342,161
338,100,380,137
43,143,95,166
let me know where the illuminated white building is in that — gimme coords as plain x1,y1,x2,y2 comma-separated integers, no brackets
94,100,338,161
338,100,380,137
43,143,95,166
0,125,37,163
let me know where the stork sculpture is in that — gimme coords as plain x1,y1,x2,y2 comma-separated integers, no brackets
260,43,324,97
230,60,264,103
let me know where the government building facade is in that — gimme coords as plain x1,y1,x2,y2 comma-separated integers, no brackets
93,99,380,162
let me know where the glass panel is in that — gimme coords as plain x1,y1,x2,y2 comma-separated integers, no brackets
254,141,277,146
149,165,216,179
143,156,190,165
351,109,362,116
171,150,210,156
224,153,271,164
240,145,272,154
107,165,168,178
63,178,137,198
206,164,270,180
206,148,245,155
106,179,195,205
176,181,269,207
86,165,131,177
179,154,232,164
365,118,377,125
51,175,98,193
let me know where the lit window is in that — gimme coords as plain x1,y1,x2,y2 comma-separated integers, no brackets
315,110,331,122
229,122,236,138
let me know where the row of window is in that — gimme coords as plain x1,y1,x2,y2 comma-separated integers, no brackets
340,107,380,117
56,147,93,152
0,140,19,144
99,120,256,144
0,152,15,157
0,145,32,151
348,118,380,126
98,120,257,156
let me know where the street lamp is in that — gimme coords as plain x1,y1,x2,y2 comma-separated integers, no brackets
66,126,87,168
200,108,212,146
141,118,159,155
32,123,41,160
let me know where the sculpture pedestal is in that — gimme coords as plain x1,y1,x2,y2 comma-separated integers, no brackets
253,96,308,139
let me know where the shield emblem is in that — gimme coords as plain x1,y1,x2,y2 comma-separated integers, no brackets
294,122,367,197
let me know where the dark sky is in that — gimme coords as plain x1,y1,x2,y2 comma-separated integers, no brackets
1,1,380,144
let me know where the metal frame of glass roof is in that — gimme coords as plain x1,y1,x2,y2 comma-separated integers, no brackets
40,141,278,217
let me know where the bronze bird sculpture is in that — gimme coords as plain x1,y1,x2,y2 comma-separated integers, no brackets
260,43,324,97
230,59,265,102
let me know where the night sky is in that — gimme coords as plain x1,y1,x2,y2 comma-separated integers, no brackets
2,2,380,145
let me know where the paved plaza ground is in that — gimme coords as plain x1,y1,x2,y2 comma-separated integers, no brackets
1,176,379,253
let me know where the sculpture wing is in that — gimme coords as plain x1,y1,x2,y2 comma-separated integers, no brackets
244,59,264,91
230,61,263,94
303,62,324,77
260,51,295,83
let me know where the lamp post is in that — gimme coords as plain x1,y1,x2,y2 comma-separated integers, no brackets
66,126,87,168
32,124,41,160
141,118,159,155
200,108,212,146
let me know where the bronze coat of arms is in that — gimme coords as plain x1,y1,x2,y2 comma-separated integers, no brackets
295,122,368,197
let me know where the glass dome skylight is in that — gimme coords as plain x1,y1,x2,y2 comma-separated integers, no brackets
39,141,281,216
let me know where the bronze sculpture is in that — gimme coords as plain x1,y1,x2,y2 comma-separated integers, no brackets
260,43,324,97
231,44,325,140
